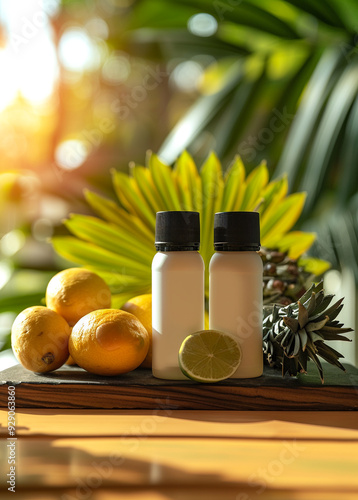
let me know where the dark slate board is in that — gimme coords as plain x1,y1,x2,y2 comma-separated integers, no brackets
1,363,357,410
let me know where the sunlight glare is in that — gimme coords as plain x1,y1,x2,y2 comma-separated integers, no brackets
55,139,89,170
59,28,99,72
0,230,26,257
171,61,203,92
0,0,58,109
18,34,58,103
188,13,218,37
0,262,11,290
85,17,109,40
0,49,17,111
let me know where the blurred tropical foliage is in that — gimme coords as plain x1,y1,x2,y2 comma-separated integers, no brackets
1,0,358,360
125,0,358,282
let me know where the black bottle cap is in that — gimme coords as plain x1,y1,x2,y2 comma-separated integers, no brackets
214,212,260,251
155,211,200,251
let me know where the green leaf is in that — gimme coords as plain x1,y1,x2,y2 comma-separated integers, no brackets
51,237,150,278
300,61,358,213
64,214,155,265
131,0,299,38
285,0,347,30
338,94,358,204
112,169,156,230
149,153,181,210
275,48,344,188
0,293,45,314
127,0,196,30
239,160,269,211
84,190,154,244
173,150,201,211
260,176,288,214
200,152,224,277
213,66,267,158
87,270,151,295
181,0,298,38
131,164,163,214
221,155,246,211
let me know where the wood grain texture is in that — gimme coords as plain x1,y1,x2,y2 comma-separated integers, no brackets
5,489,358,500
1,437,357,490
1,409,358,498
1,363,358,410
1,409,358,440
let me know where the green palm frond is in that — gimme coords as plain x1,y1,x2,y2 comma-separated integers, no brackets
52,151,330,307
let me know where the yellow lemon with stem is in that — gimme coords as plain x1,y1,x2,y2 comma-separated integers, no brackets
11,306,71,373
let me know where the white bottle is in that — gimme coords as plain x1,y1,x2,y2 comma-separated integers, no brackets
152,211,205,380
209,212,263,378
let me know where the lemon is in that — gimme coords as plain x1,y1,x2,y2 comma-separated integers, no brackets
66,355,77,365
46,268,111,326
11,306,71,373
69,309,149,376
65,328,77,365
122,294,152,368
178,330,242,383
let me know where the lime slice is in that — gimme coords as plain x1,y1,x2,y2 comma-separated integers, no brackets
178,330,242,383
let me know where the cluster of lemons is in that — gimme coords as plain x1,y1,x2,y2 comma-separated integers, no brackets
11,268,152,376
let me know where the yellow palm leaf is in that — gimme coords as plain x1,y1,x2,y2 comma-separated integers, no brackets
173,150,200,211
52,237,150,278
131,164,163,214
84,189,154,243
65,214,154,265
275,231,316,259
221,155,246,211
200,152,224,277
259,175,288,215
149,153,181,210
112,169,156,229
239,160,269,211
261,192,307,243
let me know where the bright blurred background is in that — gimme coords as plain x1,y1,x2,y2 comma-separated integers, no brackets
1,0,357,368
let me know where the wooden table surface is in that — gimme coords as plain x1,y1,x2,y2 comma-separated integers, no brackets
2,363,358,410
1,408,358,499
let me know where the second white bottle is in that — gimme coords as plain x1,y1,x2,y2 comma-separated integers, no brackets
152,211,205,380
209,211,263,379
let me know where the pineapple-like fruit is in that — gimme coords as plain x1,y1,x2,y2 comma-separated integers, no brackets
263,281,353,383
260,247,311,305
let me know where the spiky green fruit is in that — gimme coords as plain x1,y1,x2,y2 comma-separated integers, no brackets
263,281,353,383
